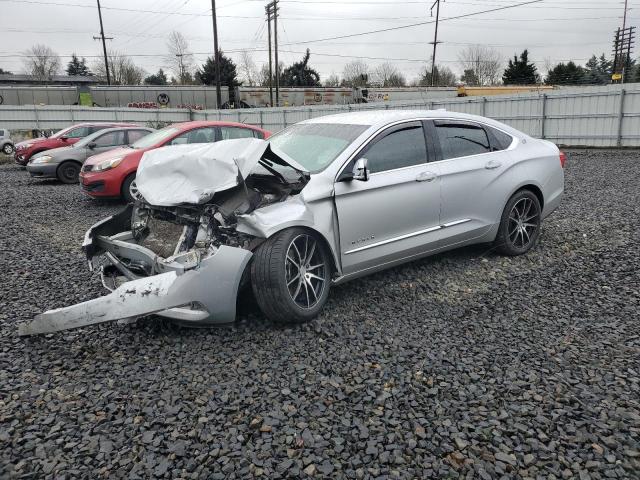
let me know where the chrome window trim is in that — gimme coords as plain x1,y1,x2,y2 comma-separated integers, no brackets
334,117,518,181
343,218,471,255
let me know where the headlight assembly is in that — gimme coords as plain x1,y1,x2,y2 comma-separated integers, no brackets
30,155,53,164
94,157,124,172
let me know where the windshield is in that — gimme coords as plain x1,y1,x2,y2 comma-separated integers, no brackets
51,125,75,139
268,123,369,173
130,126,180,149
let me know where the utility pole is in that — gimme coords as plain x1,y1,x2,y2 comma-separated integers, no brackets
93,0,111,85
429,0,443,87
266,3,274,106
211,0,222,107
266,0,280,106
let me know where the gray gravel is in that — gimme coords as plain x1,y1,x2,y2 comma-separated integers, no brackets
1,149,639,479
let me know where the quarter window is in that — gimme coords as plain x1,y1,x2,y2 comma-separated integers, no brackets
436,123,491,160
488,127,514,151
363,125,427,173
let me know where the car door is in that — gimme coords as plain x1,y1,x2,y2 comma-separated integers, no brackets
334,121,441,275
430,120,515,246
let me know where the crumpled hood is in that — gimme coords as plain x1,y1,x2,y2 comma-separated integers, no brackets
136,139,269,207
16,137,47,148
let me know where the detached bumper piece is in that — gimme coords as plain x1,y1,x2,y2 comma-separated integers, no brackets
19,207,253,336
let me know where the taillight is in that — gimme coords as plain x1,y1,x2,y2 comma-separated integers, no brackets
559,151,567,169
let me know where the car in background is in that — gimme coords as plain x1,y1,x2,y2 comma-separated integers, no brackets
80,121,271,202
1,128,15,155
26,127,155,184
14,122,137,166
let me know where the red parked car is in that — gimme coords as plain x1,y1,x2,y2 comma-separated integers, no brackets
80,121,271,202
14,122,136,166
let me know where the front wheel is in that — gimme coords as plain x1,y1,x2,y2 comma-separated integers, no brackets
2,143,14,155
251,228,332,324
494,189,542,256
121,173,136,203
57,161,81,184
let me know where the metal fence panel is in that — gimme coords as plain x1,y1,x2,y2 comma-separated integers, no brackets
2,83,640,146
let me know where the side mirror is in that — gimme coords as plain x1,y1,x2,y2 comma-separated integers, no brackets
87,142,97,149
352,158,370,181
60,135,69,141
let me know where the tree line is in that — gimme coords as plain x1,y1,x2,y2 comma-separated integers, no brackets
7,37,640,89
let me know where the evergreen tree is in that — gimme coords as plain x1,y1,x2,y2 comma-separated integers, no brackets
460,68,480,86
584,54,611,84
0,68,12,75
502,50,539,85
66,54,91,76
280,49,321,87
144,68,168,85
196,51,240,104
545,61,586,85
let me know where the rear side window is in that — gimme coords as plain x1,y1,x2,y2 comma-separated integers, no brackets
220,127,257,140
0,130,5,137
435,123,490,160
488,127,514,151
363,125,427,173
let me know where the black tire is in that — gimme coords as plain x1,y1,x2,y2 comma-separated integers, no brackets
56,161,81,184
494,189,542,256
251,228,332,324
121,173,136,203
2,143,14,155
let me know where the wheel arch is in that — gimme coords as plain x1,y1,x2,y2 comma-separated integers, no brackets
56,159,83,172
515,183,544,210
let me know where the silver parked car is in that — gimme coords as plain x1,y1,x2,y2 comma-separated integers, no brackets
20,110,565,335
0,128,14,155
26,127,155,183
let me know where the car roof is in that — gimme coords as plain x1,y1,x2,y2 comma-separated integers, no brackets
300,109,521,134
169,120,266,131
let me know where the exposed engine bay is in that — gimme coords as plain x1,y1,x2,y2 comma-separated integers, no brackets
19,139,311,336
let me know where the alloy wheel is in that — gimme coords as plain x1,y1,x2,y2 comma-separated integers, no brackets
508,197,540,249
285,234,327,309
2,144,13,155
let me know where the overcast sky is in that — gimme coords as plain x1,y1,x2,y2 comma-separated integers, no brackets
1,0,636,82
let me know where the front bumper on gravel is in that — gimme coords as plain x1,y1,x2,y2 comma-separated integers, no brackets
19,207,253,336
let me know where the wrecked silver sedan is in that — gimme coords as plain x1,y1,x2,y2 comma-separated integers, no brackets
20,110,564,335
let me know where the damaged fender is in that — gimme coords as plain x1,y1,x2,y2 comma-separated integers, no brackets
19,246,252,336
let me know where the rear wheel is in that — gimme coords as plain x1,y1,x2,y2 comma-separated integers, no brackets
121,173,136,203
56,161,81,184
251,228,331,324
494,189,542,256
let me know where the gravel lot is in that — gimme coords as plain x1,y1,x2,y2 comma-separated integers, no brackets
1,150,639,479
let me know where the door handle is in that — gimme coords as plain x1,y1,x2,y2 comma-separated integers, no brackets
485,160,502,170
416,171,437,182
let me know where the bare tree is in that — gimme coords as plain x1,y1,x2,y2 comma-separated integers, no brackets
323,73,341,87
93,51,146,85
22,44,61,80
238,50,258,86
342,60,369,87
457,45,503,86
417,64,457,86
165,31,194,84
259,61,284,87
373,62,406,87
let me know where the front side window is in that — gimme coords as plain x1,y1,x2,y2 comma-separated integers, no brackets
220,127,256,140
94,131,126,147
169,127,217,145
127,130,150,144
131,127,180,149
362,125,427,174
65,126,91,139
269,123,369,173
436,123,490,160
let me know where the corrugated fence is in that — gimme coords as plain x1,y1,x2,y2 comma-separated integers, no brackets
1,83,639,147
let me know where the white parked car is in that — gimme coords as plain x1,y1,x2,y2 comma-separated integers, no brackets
0,128,14,155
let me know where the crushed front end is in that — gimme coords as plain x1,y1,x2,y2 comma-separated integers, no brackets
19,140,310,336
